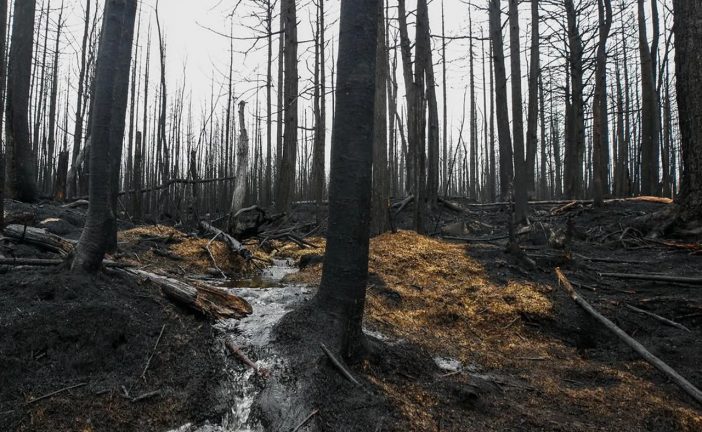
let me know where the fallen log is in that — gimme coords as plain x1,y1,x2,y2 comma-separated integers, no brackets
393,195,414,216
556,268,702,406
599,272,702,286
199,221,252,261
0,257,124,268
3,224,76,256
125,268,252,320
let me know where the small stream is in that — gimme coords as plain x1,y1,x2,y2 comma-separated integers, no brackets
168,259,313,432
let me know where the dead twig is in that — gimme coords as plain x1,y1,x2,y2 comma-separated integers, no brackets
292,408,320,432
141,324,166,380
599,272,702,286
624,304,692,333
25,382,87,405
225,338,270,378
320,343,361,387
130,390,161,403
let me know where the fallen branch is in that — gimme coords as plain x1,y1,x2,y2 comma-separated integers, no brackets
25,383,87,405
141,324,166,380
556,268,702,406
225,338,269,378
599,272,702,286
200,221,252,261
320,343,361,387
0,257,124,268
292,409,320,432
393,195,414,216
130,390,161,403
624,304,692,333
124,268,252,319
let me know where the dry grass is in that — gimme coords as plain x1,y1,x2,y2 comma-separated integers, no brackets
117,225,263,275
281,230,702,431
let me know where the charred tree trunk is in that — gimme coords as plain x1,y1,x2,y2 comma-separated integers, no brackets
45,2,65,194
564,0,585,199
673,0,702,221
489,0,513,201
313,0,379,359
5,0,37,203
371,0,389,236
0,0,8,228
638,0,660,195
592,0,613,206
311,0,326,222
275,0,298,212
508,0,528,223
525,0,540,196
72,0,137,273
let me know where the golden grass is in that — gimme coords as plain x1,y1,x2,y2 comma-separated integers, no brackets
280,229,702,431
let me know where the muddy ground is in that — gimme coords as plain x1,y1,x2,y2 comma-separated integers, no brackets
1,197,701,431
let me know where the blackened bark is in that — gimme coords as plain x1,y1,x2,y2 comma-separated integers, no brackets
5,0,37,202
72,0,137,273
508,0,528,223
489,0,513,201
564,0,585,199
638,0,660,195
525,0,539,196
673,0,702,220
314,0,379,358
371,0,389,236
592,0,612,206
0,0,7,228
276,0,298,212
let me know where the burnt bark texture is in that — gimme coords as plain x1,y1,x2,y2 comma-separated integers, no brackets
275,0,298,212
72,0,137,273
5,0,37,203
592,0,612,206
673,0,702,221
489,0,513,201
314,0,379,358
370,0,389,236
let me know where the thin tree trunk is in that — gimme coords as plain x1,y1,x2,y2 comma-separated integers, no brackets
371,0,389,236
592,0,613,206
525,0,540,196
508,0,528,223
489,0,513,201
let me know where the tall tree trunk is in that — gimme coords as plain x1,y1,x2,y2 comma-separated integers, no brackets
371,0,389,236
397,0,416,197
673,0,702,221
72,0,137,273
155,1,169,216
592,0,613,206
508,0,528,223
525,0,539,196
311,0,326,222
276,0,298,212
264,0,273,207
489,0,513,201
45,1,64,193
0,0,7,228
638,0,660,195
314,0,379,358
5,0,37,202
564,0,585,199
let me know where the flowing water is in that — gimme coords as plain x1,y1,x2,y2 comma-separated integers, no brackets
168,259,312,432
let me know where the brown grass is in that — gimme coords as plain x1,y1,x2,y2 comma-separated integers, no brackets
281,230,702,431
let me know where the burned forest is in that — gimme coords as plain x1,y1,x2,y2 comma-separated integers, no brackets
2,0,702,430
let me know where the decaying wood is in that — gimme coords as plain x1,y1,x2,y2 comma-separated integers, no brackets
599,272,702,285
625,304,692,333
556,268,702,406
3,224,75,255
199,221,252,260
393,195,414,216
126,268,252,319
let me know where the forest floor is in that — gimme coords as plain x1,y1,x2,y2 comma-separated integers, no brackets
1,197,701,431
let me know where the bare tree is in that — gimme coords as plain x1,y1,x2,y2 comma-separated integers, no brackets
72,0,137,273
592,0,613,206
5,0,37,203
489,0,513,201
673,0,702,221
371,0,389,236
